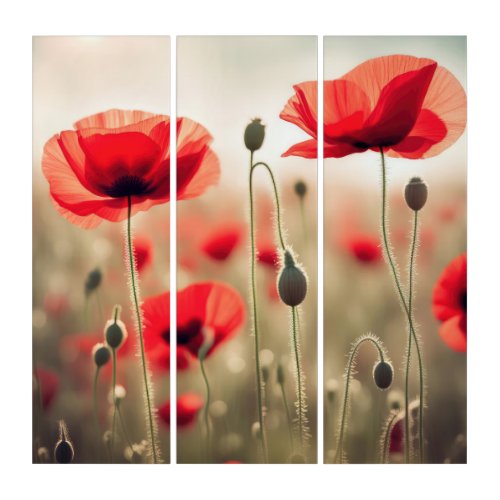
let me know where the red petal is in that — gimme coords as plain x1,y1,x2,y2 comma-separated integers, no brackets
439,315,467,352
281,139,318,158
280,81,317,138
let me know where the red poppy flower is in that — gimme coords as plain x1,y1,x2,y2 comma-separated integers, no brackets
158,393,204,428
34,368,59,410
257,242,279,269
133,235,154,273
200,223,244,261
280,55,466,159
142,282,245,372
342,232,382,265
42,110,220,228
432,253,467,352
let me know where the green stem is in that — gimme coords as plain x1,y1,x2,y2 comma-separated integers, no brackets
248,151,269,463
117,405,134,450
126,196,160,464
110,348,117,460
379,149,424,463
279,379,294,454
335,335,385,464
93,366,101,431
200,358,211,462
381,411,399,464
291,306,304,450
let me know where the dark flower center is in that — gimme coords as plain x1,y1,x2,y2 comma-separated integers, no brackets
104,175,152,198
460,291,467,312
161,318,203,346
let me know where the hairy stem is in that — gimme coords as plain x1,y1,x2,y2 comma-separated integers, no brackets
379,149,424,463
381,410,399,464
279,378,294,454
291,306,305,450
126,196,160,464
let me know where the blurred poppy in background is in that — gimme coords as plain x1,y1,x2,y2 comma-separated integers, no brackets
34,368,59,410
432,253,467,352
342,232,382,265
42,110,220,228
200,223,244,261
159,393,204,428
132,235,154,273
281,55,466,159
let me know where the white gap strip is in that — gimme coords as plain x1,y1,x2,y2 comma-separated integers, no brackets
169,35,177,465
317,35,324,465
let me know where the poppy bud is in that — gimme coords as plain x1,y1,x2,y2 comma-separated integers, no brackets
105,306,127,350
244,118,265,152
404,177,428,211
373,361,393,390
277,250,307,307
276,363,285,385
92,343,111,367
84,267,102,296
54,421,74,464
294,180,307,199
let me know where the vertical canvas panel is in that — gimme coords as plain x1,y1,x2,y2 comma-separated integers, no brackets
32,36,171,464
323,36,467,464
176,36,318,463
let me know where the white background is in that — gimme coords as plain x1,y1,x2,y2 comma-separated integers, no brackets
1,1,498,499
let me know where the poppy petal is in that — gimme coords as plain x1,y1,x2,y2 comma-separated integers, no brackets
439,315,467,352
281,139,318,158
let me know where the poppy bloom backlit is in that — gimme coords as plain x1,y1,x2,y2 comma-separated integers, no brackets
280,55,466,159
200,223,244,261
142,282,245,372
432,253,467,352
42,110,220,228
159,393,204,428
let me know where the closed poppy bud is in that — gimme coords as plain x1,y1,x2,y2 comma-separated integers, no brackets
105,305,127,350
54,421,74,464
373,361,393,390
278,250,307,307
244,118,265,152
84,268,102,296
294,180,307,198
92,343,111,367
404,177,428,211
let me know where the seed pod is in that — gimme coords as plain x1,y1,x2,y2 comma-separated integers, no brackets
92,343,111,367
277,250,307,307
294,180,307,198
244,118,265,152
373,361,393,390
404,177,428,211
84,268,102,296
54,421,74,464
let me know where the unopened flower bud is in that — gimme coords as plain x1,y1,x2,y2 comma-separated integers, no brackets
294,180,307,199
54,421,74,464
105,306,127,350
277,250,307,307
244,118,265,152
92,343,111,367
404,177,428,211
373,361,393,390
84,268,102,296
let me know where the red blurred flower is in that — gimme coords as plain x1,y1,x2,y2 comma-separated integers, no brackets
159,393,203,428
42,110,219,228
343,232,382,265
280,55,466,159
432,253,467,352
133,235,154,273
34,368,59,410
200,223,244,261
257,242,279,269
142,282,245,372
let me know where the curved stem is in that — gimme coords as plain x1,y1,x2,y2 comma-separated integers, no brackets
335,335,385,464
126,196,160,464
110,348,117,460
200,358,211,462
379,149,425,463
407,210,424,463
291,306,304,450
248,152,268,463
251,161,286,251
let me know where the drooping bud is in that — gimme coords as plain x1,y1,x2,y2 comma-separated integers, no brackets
373,361,393,390
404,177,428,211
244,118,265,152
84,268,102,296
54,420,74,464
105,305,127,350
277,250,307,307
92,342,111,367
294,180,307,199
